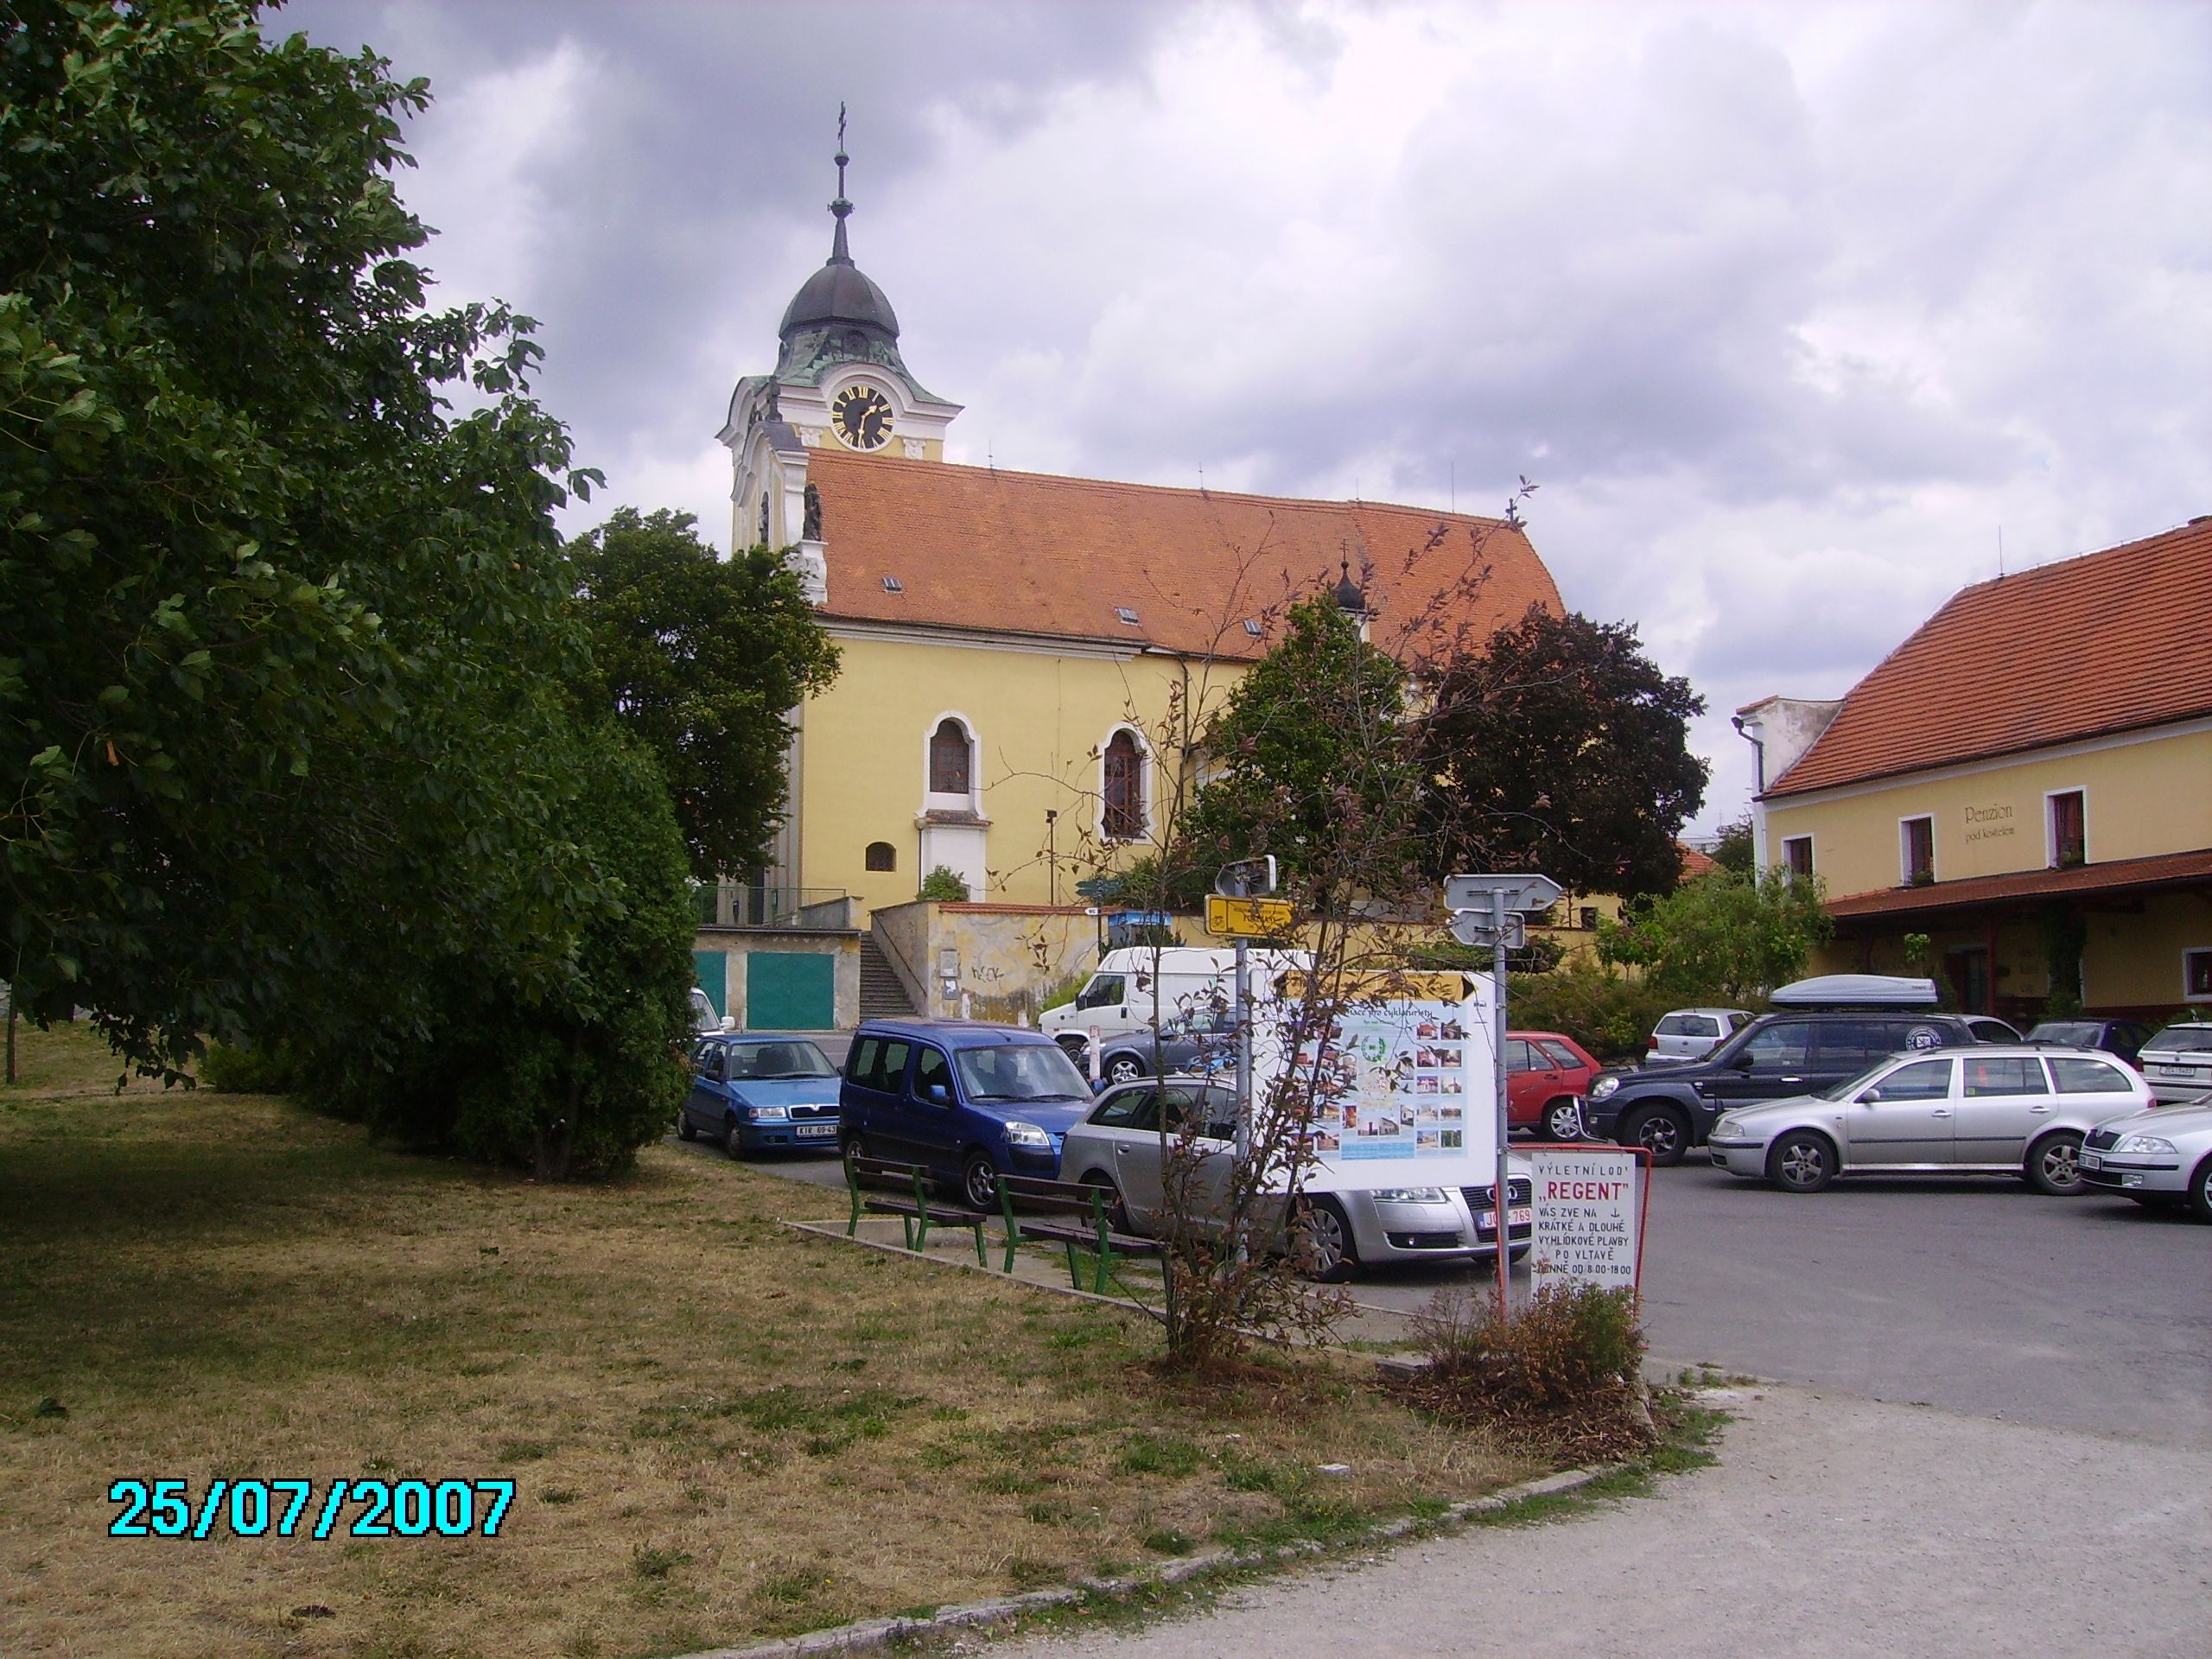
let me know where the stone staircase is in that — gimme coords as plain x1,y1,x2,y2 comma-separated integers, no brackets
858,932,919,1020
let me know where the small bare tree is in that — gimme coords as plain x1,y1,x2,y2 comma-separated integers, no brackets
1032,505,1530,1371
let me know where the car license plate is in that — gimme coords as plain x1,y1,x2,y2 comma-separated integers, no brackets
1480,1207,1534,1229
795,1123,837,1139
2080,1150,2102,1170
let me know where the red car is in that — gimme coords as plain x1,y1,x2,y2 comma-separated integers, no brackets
1505,1031,1602,1141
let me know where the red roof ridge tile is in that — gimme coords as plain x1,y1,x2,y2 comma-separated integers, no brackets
820,449,1519,531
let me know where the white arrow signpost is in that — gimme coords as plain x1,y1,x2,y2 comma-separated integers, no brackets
1444,872,1564,1319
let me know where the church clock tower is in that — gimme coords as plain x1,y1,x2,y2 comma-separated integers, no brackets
720,111,960,601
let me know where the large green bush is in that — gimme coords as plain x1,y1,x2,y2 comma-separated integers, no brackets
1507,959,1682,1063
322,727,696,1178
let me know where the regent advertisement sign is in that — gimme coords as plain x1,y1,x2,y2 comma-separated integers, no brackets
1529,1147,1644,1294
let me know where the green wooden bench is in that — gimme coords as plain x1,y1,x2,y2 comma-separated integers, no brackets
993,1172,1165,1294
843,1151,990,1267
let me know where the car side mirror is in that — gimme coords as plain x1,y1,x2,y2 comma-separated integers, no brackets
1859,1089,1882,1104
921,1083,951,1105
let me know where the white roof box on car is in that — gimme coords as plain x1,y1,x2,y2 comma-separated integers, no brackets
1769,974,1942,1009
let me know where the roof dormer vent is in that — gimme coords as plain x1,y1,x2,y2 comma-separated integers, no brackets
881,576,903,594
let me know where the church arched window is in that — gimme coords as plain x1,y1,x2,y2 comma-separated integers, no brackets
929,719,973,797
1102,729,1146,842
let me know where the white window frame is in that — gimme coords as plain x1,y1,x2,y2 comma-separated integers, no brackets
1098,725,1151,843
2184,947,2212,1002
922,711,981,815
1899,815,1935,885
1781,835,1814,880
2044,785,2088,868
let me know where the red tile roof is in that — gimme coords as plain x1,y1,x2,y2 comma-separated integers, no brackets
804,449,1561,661
1676,842,1719,879
1827,846,2212,920
1769,517,2212,797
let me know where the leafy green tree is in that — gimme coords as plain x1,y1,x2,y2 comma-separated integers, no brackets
1175,597,1417,911
1709,812,1756,875
1419,608,1708,899
0,2,692,1171
1596,868,1832,1001
569,508,840,882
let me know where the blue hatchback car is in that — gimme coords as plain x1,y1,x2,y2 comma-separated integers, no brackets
841,1020,1096,1208
682,1033,844,1155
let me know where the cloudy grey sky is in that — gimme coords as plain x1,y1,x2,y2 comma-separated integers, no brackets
279,0,2210,832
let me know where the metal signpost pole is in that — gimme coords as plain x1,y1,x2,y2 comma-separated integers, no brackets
1492,886,1512,1320
1233,932,1251,1173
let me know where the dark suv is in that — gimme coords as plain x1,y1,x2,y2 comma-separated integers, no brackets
1580,1010,1981,1165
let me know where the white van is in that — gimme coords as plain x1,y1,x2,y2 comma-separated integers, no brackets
1040,946,1308,1043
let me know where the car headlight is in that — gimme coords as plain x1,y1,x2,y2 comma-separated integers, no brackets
1712,1115,1742,1140
1368,1186,1448,1204
1590,1076,1620,1101
747,1103,790,1122
2115,1134,2177,1154
1003,1120,1053,1149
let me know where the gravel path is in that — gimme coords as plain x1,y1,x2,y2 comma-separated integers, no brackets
993,1383,2212,1659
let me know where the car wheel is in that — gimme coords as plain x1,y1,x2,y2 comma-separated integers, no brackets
1294,1196,1356,1284
961,1152,1001,1212
1624,1105,1690,1166
1768,1130,1837,1193
839,1129,867,1167
724,1117,747,1160
2024,1130,2085,1196
2188,1154,2212,1224
1078,1170,1129,1231
1543,1098,1584,1141
675,1113,696,1142
1105,1054,1146,1085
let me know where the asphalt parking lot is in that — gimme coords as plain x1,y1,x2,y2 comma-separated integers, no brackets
700,1135,2210,1440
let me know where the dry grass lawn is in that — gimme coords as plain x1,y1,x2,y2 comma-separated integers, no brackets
0,1020,1533,1659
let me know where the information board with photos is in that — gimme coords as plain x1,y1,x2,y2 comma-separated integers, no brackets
1247,980,1501,1193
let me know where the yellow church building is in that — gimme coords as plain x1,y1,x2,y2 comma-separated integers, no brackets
696,137,1563,1026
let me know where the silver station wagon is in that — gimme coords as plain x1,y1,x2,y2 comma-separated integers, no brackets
1706,1045,2153,1194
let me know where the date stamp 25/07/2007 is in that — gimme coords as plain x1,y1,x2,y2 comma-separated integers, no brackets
107,1478,517,1541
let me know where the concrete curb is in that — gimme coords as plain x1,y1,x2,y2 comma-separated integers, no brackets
666,1464,1611,1659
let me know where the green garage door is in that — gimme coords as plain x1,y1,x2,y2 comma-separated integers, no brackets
693,950,728,1018
747,952,835,1030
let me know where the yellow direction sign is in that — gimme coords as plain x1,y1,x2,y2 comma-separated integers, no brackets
1205,894,1294,938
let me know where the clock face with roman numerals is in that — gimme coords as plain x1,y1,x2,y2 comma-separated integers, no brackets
830,384,893,451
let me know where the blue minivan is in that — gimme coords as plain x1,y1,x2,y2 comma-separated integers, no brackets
841,1020,1096,1208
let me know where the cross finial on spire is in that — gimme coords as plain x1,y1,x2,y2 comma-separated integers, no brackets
829,103,855,264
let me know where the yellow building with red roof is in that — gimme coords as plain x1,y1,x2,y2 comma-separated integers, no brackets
718,139,1560,932
1738,517,2212,1020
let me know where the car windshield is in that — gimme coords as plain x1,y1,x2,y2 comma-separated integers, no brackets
2145,1027,2212,1053
725,1040,836,1080
955,1042,1090,1102
2027,1021,2100,1045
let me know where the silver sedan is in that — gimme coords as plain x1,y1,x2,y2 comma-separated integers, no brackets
2080,1099,2212,1220
1057,1077,1531,1281
1706,1045,2154,1194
